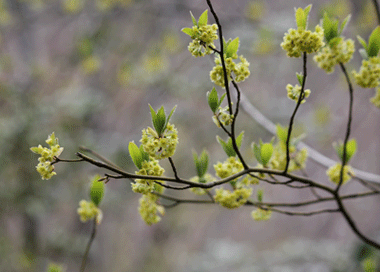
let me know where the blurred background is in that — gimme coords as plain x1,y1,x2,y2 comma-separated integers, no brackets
1,0,380,271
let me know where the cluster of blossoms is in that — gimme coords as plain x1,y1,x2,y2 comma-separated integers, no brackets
77,200,103,224
213,156,255,208
214,187,252,209
212,106,234,127
214,156,255,186
132,159,165,194
251,208,272,221
281,26,325,57
371,87,380,108
188,23,218,57
189,174,214,196
286,84,311,104
313,38,355,73
270,143,308,172
30,132,64,180
326,163,354,184
352,57,380,88
140,124,178,160
138,193,165,225
210,55,250,87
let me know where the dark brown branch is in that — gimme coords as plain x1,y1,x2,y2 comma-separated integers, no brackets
372,0,380,25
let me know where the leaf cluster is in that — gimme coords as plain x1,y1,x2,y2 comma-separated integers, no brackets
149,105,176,137
217,132,244,157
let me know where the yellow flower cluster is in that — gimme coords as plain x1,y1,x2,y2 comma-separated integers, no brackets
214,157,257,186
313,38,355,73
132,159,165,194
286,84,311,104
210,55,250,87
251,208,272,221
140,124,178,160
212,106,234,127
188,24,218,57
281,26,325,57
77,200,103,224
370,87,380,108
138,193,165,225
270,144,308,172
352,57,380,88
30,132,64,180
214,187,252,209
326,163,354,185
190,174,214,195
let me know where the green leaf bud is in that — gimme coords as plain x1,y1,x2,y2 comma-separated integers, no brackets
129,141,144,169
90,175,105,206
260,143,273,166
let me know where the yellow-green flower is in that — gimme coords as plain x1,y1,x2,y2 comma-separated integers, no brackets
352,57,380,88
314,38,355,73
286,84,311,103
214,187,252,209
251,208,272,221
326,163,354,184
281,26,325,57
132,159,165,194
138,193,165,225
140,123,178,160
30,132,64,180
77,200,103,224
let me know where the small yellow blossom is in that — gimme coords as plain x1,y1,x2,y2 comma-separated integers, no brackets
352,57,380,88
214,187,252,209
326,163,354,184
281,26,325,57
140,123,178,160
251,208,272,221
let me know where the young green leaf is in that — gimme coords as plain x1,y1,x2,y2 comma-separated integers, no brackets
357,35,368,52
260,143,273,166
217,136,236,157
339,14,351,36
90,175,105,207
252,142,263,165
345,139,357,162
219,93,226,106
333,139,357,163
367,26,380,57
257,189,264,202
129,142,143,169
181,27,194,36
322,13,338,43
226,37,239,57
190,11,197,26
236,131,244,149
207,87,219,113
193,150,209,178
150,106,166,136
276,124,288,145
296,72,304,85
295,5,311,30
198,10,208,27
164,105,177,129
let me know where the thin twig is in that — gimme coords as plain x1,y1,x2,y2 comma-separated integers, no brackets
79,146,122,170
336,63,354,191
79,219,97,272
284,52,307,173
